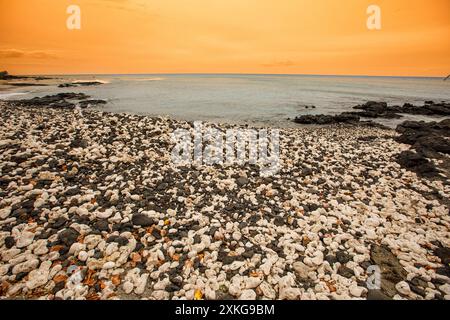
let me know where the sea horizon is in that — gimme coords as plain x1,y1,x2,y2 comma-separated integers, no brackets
7,71,448,80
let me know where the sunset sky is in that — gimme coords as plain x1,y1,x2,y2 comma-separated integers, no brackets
0,0,449,76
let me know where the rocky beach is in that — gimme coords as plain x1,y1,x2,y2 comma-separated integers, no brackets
0,96,449,301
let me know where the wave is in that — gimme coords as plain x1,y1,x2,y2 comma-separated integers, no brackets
72,79,110,84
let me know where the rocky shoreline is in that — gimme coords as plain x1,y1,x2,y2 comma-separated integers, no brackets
0,99,449,300
294,101,450,126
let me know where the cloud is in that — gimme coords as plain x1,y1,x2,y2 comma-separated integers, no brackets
0,49,57,59
262,60,295,67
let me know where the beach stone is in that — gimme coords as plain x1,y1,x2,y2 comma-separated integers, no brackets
58,228,80,246
279,287,301,300
16,231,35,248
106,235,129,246
12,259,40,275
94,220,110,232
338,265,355,278
239,289,256,300
396,281,411,296
336,251,352,264
4,236,15,249
245,277,262,289
102,261,115,270
293,261,311,279
259,281,276,299
236,177,249,186
132,214,155,227
123,281,134,294
26,261,52,290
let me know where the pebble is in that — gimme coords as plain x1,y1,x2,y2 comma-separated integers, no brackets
103,261,116,270
16,231,35,249
239,289,257,300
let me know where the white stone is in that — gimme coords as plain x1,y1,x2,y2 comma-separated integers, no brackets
0,208,11,219
102,261,115,270
259,281,276,299
239,289,256,300
69,243,85,256
279,287,301,300
12,259,40,274
311,252,324,266
152,290,169,300
245,277,262,289
396,281,411,295
229,261,245,271
205,286,216,300
96,209,113,219
229,283,241,297
78,251,89,261
123,281,134,294
260,260,273,276
33,240,49,255
439,284,450,295
25,261,52,290
350,286,364,297
134,273,149,294
16,231,34,248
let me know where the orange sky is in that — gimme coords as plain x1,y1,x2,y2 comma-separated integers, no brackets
0,0,449,76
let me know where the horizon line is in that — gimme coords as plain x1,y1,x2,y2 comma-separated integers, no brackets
5,71,449,79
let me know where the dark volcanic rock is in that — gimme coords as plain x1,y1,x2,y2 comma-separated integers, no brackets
395,119,450,179
336,251,352,264
106,235,129,246
79,99,107,107
94,220,110,232
132,214,155,227
293,113,360,125
58,228,80,246
10,93,91,109
396,151,439,177
433,243,450,278
58,81,104,88
396,119,450,154
352,101,402,119
337,265,355,278
354,100,450,117
4,236,15,249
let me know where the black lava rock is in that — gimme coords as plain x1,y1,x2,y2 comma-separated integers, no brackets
132,214,155,227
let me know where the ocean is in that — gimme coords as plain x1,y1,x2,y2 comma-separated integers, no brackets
1,74,449,128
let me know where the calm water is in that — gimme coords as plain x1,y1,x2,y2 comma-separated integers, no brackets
1,74,449,128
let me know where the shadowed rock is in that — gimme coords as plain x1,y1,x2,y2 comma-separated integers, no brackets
395,119,450,179
370,244,407,298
